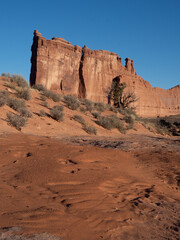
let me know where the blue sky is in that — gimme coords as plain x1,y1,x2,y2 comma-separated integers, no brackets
0,0,179,89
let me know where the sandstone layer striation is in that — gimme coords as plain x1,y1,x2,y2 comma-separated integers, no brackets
30,30,180,117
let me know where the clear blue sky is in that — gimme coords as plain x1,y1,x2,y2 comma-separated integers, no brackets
0,0,180,89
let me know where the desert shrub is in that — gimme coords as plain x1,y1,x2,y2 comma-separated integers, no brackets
42,101,49,108
64,95,80,110
118,108,137,117
43,89,61,102
6,112,27,131
50,105,64,121
96,115,125,133
16,88,31,101
41,95,47,101
73,114,86,125
73,114,97,135
10,75,28,88
39,110,46,117
80,106,87,113
83,99,94,112
124,114,136,129
83,125,97,135
0,91,9,107
94,102,106,112
92,111,100,119
18,107,32,118
33,84,46,92
8,98,26,111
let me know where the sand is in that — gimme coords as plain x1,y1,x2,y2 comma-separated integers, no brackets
0,133,179,240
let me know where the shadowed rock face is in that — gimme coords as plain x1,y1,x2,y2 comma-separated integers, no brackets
30,30,180,117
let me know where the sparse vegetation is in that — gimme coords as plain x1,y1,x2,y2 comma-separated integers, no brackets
6,113,27,131
8,98,26,111
83,99,94,112
73,114,97,135
10,75,28,88
18,107,32,118
83,125,97,135
43,89,62,102
0,91,9,107
50,105,64,121
73,115,86,125
80,106,87,113
33,84,46,92
92,111,100,119
42,101,49,108
96,115,125,133
124,114,136,129
64,95,80,110
94,102,106,112
16,88,31,101
39,110,46,117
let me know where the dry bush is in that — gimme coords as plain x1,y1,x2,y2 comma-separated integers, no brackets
83,125,97,135
92,111,100,119
42,101,49,108
124,114,136,129
96,115,125,133
16,88,31,101
43,90,62,102
50,105,64,121
64,95,80,110
83,99,94,112
8,98,26,111
6,113,27,131
39,110,46,117
33,84,46,92
0,91,9,107
94,102,106,112
10,75,28,88
73,115,85,125
80,106,87,113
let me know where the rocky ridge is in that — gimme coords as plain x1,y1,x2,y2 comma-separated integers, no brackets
30,30,180,117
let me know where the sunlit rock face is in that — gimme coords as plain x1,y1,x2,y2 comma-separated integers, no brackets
30,30,180,117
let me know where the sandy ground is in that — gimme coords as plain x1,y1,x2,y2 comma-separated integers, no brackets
0,133,179,240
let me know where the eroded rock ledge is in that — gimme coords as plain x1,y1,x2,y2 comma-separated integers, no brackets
30,30,180,117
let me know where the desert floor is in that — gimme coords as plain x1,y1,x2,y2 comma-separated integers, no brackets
0,133,179,240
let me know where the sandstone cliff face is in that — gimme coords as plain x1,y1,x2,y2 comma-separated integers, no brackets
30,30,180,117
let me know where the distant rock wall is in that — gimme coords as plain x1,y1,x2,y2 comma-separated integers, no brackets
30,30,180,117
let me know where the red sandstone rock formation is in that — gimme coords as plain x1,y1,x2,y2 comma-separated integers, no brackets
30,30,180,117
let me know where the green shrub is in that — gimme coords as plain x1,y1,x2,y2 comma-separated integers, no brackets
8,98,26,111
6,113,27,131
16,88,31,101
64,95,80,110
10,75,28,88
96,115,125,133
83,125,97,135
50,105,64,121
73,114,86,125
0,91,9,107
83,99,94,112
94,102,106,112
